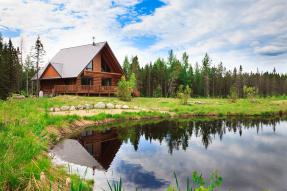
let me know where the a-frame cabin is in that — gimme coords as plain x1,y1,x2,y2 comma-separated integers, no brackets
32,42,124,95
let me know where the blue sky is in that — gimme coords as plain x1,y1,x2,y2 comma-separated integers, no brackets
0,0,287,72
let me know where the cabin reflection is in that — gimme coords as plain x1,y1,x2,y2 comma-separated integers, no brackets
74,128,122,171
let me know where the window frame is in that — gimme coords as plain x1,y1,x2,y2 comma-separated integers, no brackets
86,60,93,71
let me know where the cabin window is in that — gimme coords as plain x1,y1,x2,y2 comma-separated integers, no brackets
101,57,111,72
86,60,93,71
81,77,93,85
101,78,112,86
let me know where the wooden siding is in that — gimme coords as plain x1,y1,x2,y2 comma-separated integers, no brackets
41,64,60,78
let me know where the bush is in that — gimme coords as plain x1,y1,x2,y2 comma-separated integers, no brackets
177,85,192,105
117,73,136,101
243,85,258,102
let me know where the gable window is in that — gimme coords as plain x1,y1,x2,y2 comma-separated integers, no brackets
101,78,112,86
86,60,93,71
101,57,111,72
81,77,93,85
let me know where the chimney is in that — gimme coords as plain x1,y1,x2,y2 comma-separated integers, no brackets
92,36,95,46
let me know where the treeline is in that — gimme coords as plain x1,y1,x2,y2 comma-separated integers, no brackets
0,35,43,100
123,50,287,97
0,36,22,99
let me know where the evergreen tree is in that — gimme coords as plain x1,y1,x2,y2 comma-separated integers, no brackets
32,36,45,95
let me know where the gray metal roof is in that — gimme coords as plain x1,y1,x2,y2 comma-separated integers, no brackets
32,42,106,80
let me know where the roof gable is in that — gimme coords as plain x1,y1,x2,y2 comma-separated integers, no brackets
41,64,61,79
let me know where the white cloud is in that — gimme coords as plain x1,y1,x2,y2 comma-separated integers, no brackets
0,0,286,72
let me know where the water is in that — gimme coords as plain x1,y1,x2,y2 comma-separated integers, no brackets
51,118,287,191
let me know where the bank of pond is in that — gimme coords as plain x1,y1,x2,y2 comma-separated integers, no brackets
51,117,287,191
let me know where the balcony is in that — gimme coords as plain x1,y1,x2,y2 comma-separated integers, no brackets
54,85,117,95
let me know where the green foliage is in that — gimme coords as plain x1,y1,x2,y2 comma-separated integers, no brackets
117,73,136,101
229,84,238,102
106,178,123,191
168,171,222,191
243,85,258,102
177,85,192,105
0,36,22,100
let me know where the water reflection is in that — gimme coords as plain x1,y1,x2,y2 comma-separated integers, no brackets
51,117,287,191
77,129,122,170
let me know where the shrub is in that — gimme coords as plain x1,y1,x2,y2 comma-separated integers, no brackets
243,85,258,102
177,85,192,105
117,73,136,101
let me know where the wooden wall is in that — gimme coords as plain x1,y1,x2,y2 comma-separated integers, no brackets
41,65,60,78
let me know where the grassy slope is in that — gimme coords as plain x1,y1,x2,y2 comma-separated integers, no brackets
0,96,286,190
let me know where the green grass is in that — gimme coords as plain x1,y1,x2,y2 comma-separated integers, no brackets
0,95,286,190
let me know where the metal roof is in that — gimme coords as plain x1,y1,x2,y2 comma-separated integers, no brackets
32,42,107,80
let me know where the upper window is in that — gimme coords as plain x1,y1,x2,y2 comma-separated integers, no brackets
86,60,93,71
101,57,111,72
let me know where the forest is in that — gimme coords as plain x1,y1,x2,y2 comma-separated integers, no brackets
123,51,287,97
0,35,286,100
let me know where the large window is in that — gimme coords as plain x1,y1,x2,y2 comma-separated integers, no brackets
86,60,93,71
81,77,93,85
101,78,112,86
101,57,111,72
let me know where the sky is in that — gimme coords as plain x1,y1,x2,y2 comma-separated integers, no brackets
0,0,287,73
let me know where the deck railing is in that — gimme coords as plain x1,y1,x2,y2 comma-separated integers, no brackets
54,85,117,95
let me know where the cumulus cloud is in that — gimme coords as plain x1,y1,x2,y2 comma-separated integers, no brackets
0,0,286,72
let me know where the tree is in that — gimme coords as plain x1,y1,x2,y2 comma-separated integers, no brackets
117,73,136,101
202,53,211,97
122,56,131,78
229,84,238,102
177,85,192,105
32,36,45,96
243,85,258,102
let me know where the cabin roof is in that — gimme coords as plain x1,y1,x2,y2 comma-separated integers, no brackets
32,42,122,80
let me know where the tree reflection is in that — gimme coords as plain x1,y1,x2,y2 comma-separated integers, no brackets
74,117,282,163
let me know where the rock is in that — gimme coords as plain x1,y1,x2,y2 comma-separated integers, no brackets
194,101,204,104
84,104,93,110
106,103,114,109
49,108,54,112
69,106,76,111
39,91,44,98
76,105,84,110
13,95,25,99
115,105,122,109
94,102,106,109
60,106,70,111
122,105,129,109
54,107,60,112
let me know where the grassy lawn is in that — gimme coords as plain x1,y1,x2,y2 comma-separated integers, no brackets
0,95,286,190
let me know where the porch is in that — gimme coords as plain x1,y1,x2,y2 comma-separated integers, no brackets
54,85,117,95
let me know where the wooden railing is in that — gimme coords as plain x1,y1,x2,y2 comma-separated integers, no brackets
54,85,117,95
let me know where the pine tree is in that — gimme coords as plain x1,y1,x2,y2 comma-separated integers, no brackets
32,36,45,96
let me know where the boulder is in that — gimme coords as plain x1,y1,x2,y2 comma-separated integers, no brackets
54,107,60,112
76,105,84,110
60,106,70,111
70,106,76,111
106,103,115,109
122,105,129,109
94,102,106,109
115,104,122,109
84,104,93,110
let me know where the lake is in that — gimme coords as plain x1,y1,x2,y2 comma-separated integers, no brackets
51,117,287,191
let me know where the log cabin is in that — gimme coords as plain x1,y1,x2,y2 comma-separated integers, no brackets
32,42,124,96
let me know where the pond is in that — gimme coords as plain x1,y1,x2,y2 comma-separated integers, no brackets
51,117,287,191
